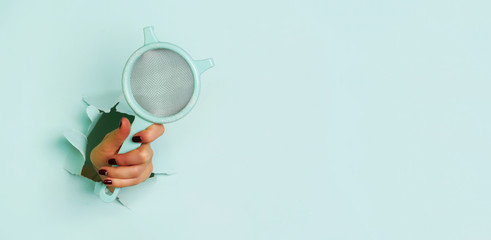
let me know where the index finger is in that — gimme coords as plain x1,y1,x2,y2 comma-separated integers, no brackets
131,123,165,143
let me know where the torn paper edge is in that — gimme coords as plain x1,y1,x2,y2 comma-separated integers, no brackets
64,98,173,207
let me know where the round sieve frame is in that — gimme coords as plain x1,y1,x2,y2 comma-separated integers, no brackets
122,42,202,124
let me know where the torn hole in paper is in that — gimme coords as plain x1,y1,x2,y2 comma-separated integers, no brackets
64,96,173,207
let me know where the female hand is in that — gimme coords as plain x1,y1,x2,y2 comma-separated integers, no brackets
89,117,165,190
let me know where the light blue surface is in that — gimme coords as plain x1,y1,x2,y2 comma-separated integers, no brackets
1,0,491,239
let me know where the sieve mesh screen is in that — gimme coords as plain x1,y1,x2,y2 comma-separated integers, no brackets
130,49,194,117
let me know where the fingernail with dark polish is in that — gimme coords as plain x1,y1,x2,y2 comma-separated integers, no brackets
132,136,142,142
98,169,107,176
108,159,117,165
103,179,112,185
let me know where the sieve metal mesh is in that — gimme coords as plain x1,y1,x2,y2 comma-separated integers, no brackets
130,49,194,117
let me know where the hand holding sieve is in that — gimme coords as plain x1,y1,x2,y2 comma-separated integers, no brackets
94,26,214,202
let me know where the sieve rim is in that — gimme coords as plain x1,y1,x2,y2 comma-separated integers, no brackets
122,42,201,124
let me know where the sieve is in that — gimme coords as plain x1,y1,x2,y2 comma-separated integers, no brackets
95,26,214,202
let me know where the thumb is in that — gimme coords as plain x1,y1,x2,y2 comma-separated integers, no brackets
100,117,131,152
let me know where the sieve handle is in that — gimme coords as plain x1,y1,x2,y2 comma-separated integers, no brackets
97,116,153,202
194,58,215,75
143,26,159,45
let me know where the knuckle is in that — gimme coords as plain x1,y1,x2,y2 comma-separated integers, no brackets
130,167,141,178
139,149,150,163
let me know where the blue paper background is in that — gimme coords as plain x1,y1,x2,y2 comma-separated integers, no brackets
1,0,491,239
